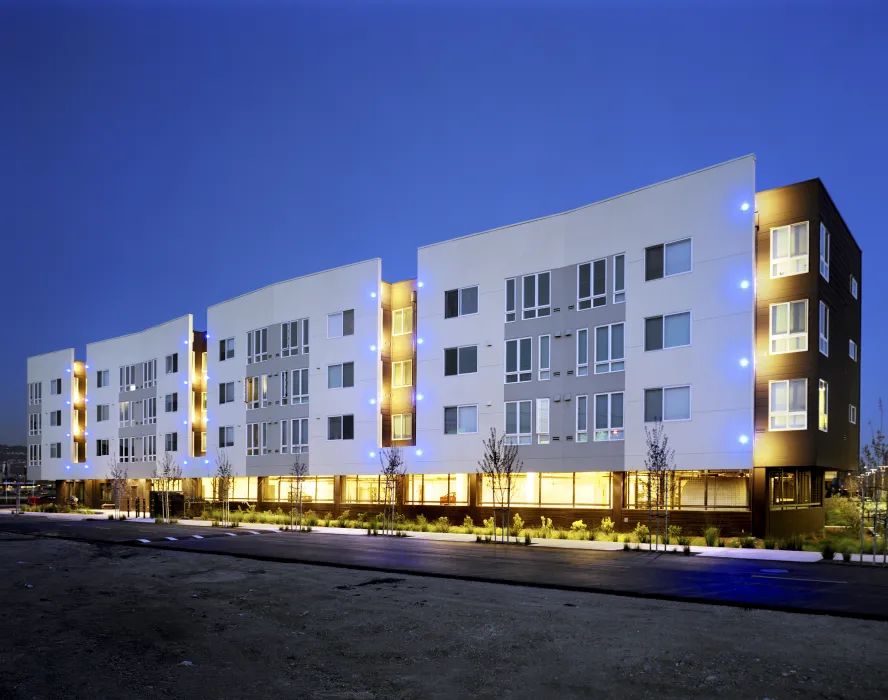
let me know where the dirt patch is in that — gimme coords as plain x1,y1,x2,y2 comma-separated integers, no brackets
1,533,886,699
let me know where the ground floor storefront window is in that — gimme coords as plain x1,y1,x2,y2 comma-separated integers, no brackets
263,476,334,504
769,469,818,509
480,472,611,508
342,475,385,504
624,470,749,510
197,477,258,502
404,474,469,505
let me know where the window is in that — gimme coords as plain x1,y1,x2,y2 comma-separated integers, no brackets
819,301,829,356
145,435,157,461
260,374,269,407
522,272,550,319
165,353,178,374
393,307,413,336
164,432,178,452
282,318,309,356
292,368,309,403
392,360,412,388
444,346,478,376
327,415,354,440
143,359,156,388
536,398,550,444
644,385,691,422
96,439,109,457
577,328,589,376
850,339,858,362
771,222,809,278
96,370,109,388
245,376,260,409
645,312,691,352
613,254,625,303
327,362,354,389
595,323,625,373
539,335,550,381
851,275,858,299
165,393,178,413
594,392,624,441
769,379,807,431
645,238,692,281
327,310,354,338
819,223,830,281
505,278,517,322
28,413,41,436
505,400,532,445
769,469,816,508
219,337,235,361
50,443,61,459
96,404,109,422
261,422,271,454
119,401,132,427
850,405,857,424
118,437,133,463
445,286,479,319
219,382,235,404
280,370,289,405
406,474,469,506
145,397,156,424
444,405,478,435
819,379,828,432
283,418,309,453
50,378,62,395
578,259,606,309
28,382,41,405
119,365,136,391
219,426,235,448
770,301,808,354
247,328,268,364
576,395,588,443
505,337,532,383
246,423,259,456
28,444,41,466
392,413,413,440
50,410,61,426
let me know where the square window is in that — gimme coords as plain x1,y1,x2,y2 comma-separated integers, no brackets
644,386,691,422
444,405,478,435
645,239,691,281
446,286,478,318
392,413,413,440
771,222,809,278
769,379,807,431
392,360,412,388
770,301,808,354
393,307,413,336
444,345,478,376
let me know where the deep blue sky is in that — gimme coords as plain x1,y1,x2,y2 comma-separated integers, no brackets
2,0,886,445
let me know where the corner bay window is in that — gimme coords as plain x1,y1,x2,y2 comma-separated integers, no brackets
770,300,807,354
392,413,412,441
625,471,749,510
770,469,817,509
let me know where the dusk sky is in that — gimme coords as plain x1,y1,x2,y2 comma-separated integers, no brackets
1,0,886,445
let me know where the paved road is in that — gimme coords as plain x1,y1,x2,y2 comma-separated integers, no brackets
2,515,887,621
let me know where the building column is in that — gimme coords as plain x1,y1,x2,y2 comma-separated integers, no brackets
611,472,625,532
257,476,267,511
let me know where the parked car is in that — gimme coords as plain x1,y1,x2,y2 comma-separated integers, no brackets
27,494,54,506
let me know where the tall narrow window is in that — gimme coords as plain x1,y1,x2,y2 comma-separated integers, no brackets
505,278,516,322
522,272,550,319
536,398,550,444
504,400,532,445
818,379,828,432
819,301,829,356
261,422,271,454
260,374,269,407
770,301,808,354
292,418,309,452
577,328,589,376
246,423,259,456
771,222,809,278
281,371,289,404
576,395,588,443
219,337,235,361
292,368,309,403
594,323,625,373
594,392,624,441
850,275,858,299
282,319,309,356
245,377,259,409
392,307,413,336
819,223,830,281
577,259,606,309
850,405,857,424
539,335,550,380
769,379,807,431
850,339,858,362
247,328,268,364
505,338,532,383
392,413,413,440
165,353,178,374
613,253,625,303
392,360,413,388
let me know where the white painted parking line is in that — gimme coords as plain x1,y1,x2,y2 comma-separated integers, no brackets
136,539,150,543
248,531,261,535
224,532,237,537
193,535,203,539
165,537,178,541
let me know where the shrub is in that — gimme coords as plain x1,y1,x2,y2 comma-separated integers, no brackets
463,515,474,530
782,533,806,551
511,513,524,537
556,530,568,539
571,520,588,532
107,514,114,520
623,541,630,551
820,540,836,560
611,532,619,542
633,523,650,543
337,510,350,528
434,516,451,533
524,532,532,545
600,517,615,535
677,535,691,547
825,496,863,531
154,517,164,524
304,510,319,527
416,514,429,532
483,516,495,533
739,535,756,549
703,527,720,547
841,546,853,562
667,525,682,544
763,538,777,550
323,512,333,527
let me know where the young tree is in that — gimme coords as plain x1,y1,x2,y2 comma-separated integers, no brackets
860,400,888,562
477,427,524,543
106,453,128,520
289,457,309,531
644,422,675,552
378,447,405,535
154,452,181,523
214,449,233,527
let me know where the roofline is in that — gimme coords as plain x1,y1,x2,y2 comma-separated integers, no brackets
207,258,382,310
418,154,757,251
85,314,194,348
757,178,862,254
27,348,75,361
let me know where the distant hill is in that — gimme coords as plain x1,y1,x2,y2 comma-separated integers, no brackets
1,444,27,480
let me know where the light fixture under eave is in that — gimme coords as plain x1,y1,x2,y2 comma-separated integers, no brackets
738,435,749,444
740,280,750,289
417,281,424,288
371,292,377,298
739,358,749,367
741,202,750,211
369,451,375,458
416,393,423,401
370,345,377,351
415,449,423,456
417,338,423,345
370,398,376,405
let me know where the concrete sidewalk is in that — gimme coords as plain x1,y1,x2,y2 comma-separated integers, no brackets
5,510,881,564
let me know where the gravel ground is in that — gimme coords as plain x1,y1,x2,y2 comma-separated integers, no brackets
2,532,886,700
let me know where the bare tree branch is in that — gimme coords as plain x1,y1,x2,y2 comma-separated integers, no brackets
379,447,405,536
476,427,523,543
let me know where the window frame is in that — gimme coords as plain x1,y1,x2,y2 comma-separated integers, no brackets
819,379,829,433
245,376,260,409
768,378,808,432
392,307,413,336
577,259,606,310
504,400,532,445
165,353,178,374
644,385,692,423
246,327,268,364
594,391,624,442
292,368,309,403
770,222,809,278
819,223,830,281
522,272,551,319
392,359,413,388
576,395,588,443
281,318,309,357
219,337,235,361
849,339,858,362
594,322,626,373
504,337,532,383
164,432,178,453
145,397,156,424
613,253,626,304
644,312,691,353
504,278,517,322
326,414,355,441
445,285,479,319
645,237,693,281
850,404,857,425
538,335,550,381
536,398,550,444
392,413,413,441
327,362,354,390
850,275,858,299
219,425,235,448
164,392,178,413
444,345,478,377
577,328,589,377
769,300,808,355
444,404,478,435
819,301,829,357
246,423,259,456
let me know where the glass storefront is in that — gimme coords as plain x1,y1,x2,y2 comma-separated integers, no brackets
481,472,611,508
624,470,749,510
404,474,469,506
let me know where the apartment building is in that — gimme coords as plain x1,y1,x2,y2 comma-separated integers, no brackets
25,156,862,536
